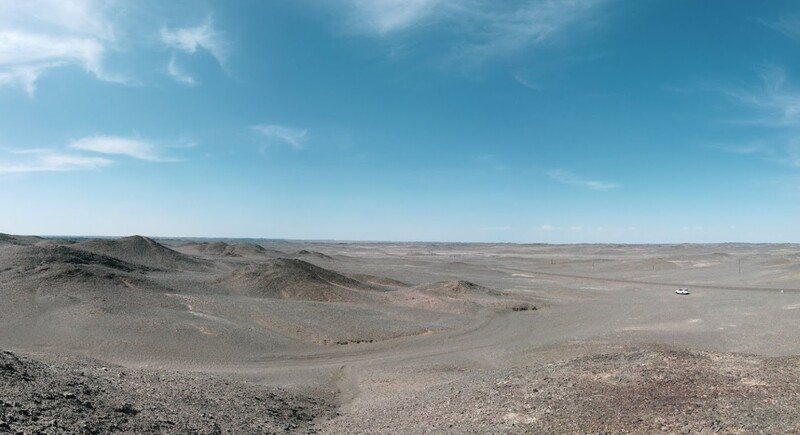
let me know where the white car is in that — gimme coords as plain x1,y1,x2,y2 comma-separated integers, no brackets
675,288,690,295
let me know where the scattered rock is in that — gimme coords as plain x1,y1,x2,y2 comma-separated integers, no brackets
0,349,335,434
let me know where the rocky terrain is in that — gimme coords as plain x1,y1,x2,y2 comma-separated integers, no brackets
1,233,799,433
0,349,335,434
75,236,211,272
320,346,800,434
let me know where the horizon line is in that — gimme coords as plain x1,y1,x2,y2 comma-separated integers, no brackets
6,233,799,246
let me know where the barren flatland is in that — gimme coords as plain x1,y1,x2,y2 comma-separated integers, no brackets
1,234,799,433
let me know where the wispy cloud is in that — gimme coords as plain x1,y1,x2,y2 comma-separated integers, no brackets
1,0,115,40
761,15,800,41
160,17,228,85
0,149,112,174
512,71,540,91
0,0,121,95
161,18,227,66
1,133,181,174
719,66,800,167
69,135,170,162
338,0,610,61
720,139,800,168
547,169,618,190
252,125,308,149
0,66,42,96
346,0,448,35
453,0,609,61
0,3,234,92
724,66,800,127
167,54,197,86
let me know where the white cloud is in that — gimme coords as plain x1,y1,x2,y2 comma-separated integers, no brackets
719,67,800,168
0,2,231,93
456,0,608,60
160,17,228,85
0,0,115,40
339,0,609,61
513,72,540,90
722,139,800,168
69,136,168,161
0,66,43,96
547,169,618,190
252,125,308,149
763,16,800,41
0,0,120,95
347,0,448,34
1,133,179,174
161,19,227,66
0,149,112,174
167,54,197,86
724,66,800,127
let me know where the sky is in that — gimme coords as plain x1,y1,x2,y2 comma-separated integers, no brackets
1,0,800,243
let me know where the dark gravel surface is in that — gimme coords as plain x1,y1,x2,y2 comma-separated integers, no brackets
320,346,800,434
0,349,336,434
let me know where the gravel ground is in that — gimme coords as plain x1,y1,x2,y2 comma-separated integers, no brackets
0,349,336,434
320,346,800,434
3,236,800,433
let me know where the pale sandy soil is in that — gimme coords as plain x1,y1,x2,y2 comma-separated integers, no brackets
1,234,799,433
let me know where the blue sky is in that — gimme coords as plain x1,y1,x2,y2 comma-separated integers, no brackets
1,0,800,243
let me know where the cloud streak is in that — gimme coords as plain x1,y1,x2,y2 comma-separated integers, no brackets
0,0,121,95
160,17,228,85
762,15,800,41
724,66,800,127
347,0,448,35
252,125,308,149
161,18,227,66
512,71,540,90
167,54,197,86
455,0,609,60
69,136,170,162
720,66,800,167
338,0,609,61
1,133,181,174
547,169,618,190
0,2,231,92
0,149,112,174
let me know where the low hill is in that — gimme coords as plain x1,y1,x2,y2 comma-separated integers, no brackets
215,258,370,303
0,245,145,274
76,236,209,271
296,250,334,260
0,244,170,326
0,233,43,247
183,241,283,258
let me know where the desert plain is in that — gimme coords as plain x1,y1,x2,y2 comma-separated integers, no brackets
1,233,799,433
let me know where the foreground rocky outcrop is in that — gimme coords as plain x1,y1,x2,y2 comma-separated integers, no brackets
320,347,800,434
0,349,335,434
